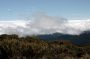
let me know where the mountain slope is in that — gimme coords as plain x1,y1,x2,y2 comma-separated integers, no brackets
37,31,90,45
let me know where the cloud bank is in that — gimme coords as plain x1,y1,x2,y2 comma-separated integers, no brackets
0,13,90,36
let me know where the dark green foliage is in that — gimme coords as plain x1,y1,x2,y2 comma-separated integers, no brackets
0,34,90,59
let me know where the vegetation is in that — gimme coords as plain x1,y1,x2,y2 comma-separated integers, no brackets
0,34,90,59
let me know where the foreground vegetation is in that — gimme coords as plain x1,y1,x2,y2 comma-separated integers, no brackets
0,34,90,59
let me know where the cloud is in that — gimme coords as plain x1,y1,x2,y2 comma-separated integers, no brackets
0,13,90,36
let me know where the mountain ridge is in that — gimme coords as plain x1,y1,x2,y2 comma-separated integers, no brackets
37,31,90,45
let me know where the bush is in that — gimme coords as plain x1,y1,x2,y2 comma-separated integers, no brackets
0,34,89,59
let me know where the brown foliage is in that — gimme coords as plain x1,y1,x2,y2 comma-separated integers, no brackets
0,34,90,59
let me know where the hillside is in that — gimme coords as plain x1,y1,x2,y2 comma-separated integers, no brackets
0,34,90,59
37,31,90,45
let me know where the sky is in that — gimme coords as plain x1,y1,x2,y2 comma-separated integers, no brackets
0,0,90,35
0,0,90,20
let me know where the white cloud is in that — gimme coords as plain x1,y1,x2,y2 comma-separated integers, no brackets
0,13,90,36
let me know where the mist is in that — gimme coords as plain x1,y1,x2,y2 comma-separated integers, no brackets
0,13,90,36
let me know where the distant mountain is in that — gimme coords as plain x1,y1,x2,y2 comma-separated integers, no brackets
37,31,90,45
